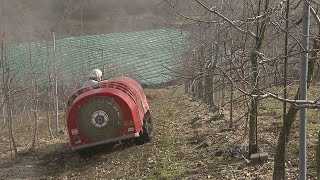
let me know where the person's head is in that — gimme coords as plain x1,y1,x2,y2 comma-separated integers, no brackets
89,69,102,81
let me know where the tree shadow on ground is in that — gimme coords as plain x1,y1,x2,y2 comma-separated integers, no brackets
39,139,138,177
0,139,137,179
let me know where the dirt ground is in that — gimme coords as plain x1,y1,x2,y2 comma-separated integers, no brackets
0,86,318,179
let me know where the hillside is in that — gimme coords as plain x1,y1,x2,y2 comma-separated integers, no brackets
1,0,320,179
0,0,177,42
1,86,317,179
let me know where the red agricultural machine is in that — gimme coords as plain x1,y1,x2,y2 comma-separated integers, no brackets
66,77,152,152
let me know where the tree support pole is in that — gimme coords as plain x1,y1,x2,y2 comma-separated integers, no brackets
299,1,310,179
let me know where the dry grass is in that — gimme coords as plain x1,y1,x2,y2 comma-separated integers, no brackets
1,85,320,179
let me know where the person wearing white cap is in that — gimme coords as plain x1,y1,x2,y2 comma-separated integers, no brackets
82,69,103,87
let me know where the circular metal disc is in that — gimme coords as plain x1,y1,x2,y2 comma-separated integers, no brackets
90,110,109,128
77,96,123,141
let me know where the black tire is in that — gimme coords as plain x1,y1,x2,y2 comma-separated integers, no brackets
135,112,153,145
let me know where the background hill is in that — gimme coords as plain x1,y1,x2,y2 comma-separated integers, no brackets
0,0,178,41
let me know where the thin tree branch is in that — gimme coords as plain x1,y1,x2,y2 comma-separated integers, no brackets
194,0,257,38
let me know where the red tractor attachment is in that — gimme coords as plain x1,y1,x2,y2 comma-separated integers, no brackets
66,77,152,151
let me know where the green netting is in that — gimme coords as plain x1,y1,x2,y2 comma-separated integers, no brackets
5,28,187,86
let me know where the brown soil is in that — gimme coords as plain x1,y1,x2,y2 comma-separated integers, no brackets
0,86,317,179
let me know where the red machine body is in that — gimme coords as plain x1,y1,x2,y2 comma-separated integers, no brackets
66,77,151,151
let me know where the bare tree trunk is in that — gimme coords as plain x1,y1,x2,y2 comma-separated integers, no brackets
184,80,189,94
30,100,39,150
229,82,233,128
229,57,233,128
1,34,18,161
221,76,225,111
249,0,269,155
317,129,320,179
6,82,18,161
197,78,203,99
2,93,6,126
191,81,196,98
46,85,54,139
205,44,214,105
204,74,208,103
249,96,258,154
46,42,54,139
273,33,319,179
205,71,214,105
198,47,204,100
28,43,39,151
203,45,213,104
314,32,320,179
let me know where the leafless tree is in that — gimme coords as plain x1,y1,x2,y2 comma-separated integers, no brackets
164,0,320,178
1,33,18,161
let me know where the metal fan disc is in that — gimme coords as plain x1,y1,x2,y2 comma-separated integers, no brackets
77,96,123,141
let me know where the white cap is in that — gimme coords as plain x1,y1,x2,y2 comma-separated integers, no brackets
89,69,102,78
